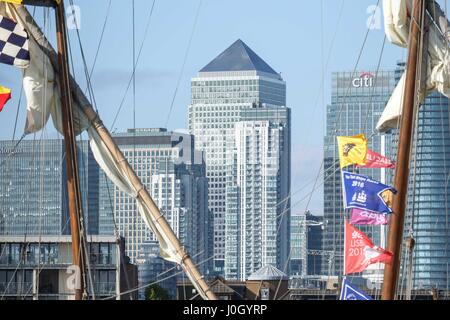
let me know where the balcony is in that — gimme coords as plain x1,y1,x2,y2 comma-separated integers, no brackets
92,282,116,296
0,282,33,295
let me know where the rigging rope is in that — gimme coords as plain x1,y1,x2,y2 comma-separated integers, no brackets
66,15,96,300
110,0,157,130
84,0,112,96
273,0,384,300
164,0,203,128
100,253,214,300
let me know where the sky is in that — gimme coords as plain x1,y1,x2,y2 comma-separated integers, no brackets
0,0,448,214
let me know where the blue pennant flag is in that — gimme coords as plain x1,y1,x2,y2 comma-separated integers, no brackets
340,277,373,300
342,171,397,214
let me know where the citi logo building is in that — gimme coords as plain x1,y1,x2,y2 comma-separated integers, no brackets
352,72,375,88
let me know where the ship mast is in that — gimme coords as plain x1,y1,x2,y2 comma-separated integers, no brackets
55,0,86,300
13,0,217,300
381,0,427,300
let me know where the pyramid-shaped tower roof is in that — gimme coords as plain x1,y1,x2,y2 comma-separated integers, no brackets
200,39,279,75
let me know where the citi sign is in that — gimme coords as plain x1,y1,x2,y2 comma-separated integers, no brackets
352,72,374,88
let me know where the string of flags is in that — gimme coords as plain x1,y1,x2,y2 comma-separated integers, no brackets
337,134,396,298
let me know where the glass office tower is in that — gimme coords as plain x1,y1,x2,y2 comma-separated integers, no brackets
189,39,290,278
388,63,450,291
98,128,212,277
323,69,396,279
0,139,99,236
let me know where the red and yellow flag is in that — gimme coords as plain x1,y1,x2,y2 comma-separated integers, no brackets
0,85,11,112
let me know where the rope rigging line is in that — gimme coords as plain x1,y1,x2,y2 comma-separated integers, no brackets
131,0,137,300
5,7,78,300
110,0,157,130
273,0,384,299
164,0,203,128
68,0,104,113
83,0,112,96
100,251,212,300
396,0,430,299
360,35,387,134
286,0,345,226
432,0,450,297
65,21,96,300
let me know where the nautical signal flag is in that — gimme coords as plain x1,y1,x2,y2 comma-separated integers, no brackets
340,277,373,300
344,220,392,275
356,149,395,169
0,13,30,67
0,85,11,112
342,171,397,214
337,134,368,168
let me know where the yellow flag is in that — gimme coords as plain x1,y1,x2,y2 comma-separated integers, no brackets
337,134,368,168
1,1,61,6
1,0,24,4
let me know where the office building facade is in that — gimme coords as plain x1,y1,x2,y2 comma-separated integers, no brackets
136,241,176,299
98,128,212,277
289,213,307,277
306,212,323,276
0,139,99,236
188,39,290,279
388,63,450,290
0,235,137,300
289,211,323,277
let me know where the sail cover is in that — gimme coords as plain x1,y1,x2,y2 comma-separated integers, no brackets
377,0,450,132
1,1,187,273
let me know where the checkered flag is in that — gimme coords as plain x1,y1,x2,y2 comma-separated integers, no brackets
0,14,30,68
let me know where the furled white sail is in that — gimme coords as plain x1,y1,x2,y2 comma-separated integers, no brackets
377,0,450,132
86,127,182,265
1,2,213,300
2,1,182,262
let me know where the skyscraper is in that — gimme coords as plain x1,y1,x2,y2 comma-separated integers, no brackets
388,63,450,291
188,39,290,279
323,69,396,277
98,128,212,277
0,139,99,236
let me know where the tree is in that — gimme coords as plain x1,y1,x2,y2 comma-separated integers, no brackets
145,284,171,300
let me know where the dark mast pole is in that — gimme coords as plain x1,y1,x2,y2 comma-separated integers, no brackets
55,0,86,300
382,0,426,300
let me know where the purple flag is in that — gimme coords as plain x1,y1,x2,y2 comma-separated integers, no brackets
350,208,389,225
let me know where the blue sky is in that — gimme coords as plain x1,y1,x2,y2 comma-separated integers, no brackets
0,0,448,214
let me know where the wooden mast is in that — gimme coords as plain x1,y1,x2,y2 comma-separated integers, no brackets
15,2,217,300
381,0,426,300
55,0,86,300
